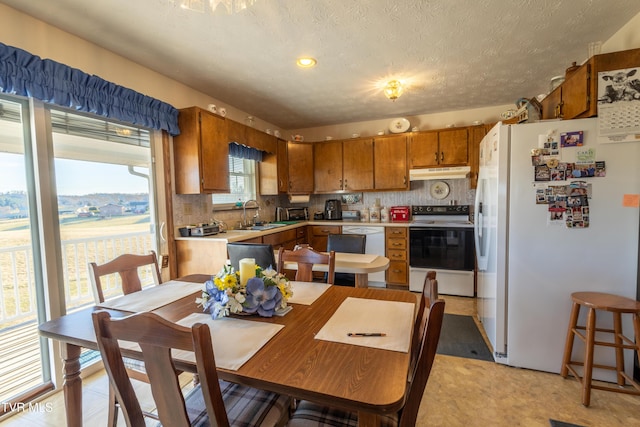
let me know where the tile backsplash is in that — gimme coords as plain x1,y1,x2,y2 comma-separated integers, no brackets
173,179,475,229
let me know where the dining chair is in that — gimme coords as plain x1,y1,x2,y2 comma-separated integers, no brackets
227,242,276,270
277,246,336,284
89,251,161,304
410,272,438,374
88,251,162,426
92,310,292,427
326,234,366,286
287,298,445,427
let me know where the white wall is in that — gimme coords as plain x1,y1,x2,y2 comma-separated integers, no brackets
603,11,640,53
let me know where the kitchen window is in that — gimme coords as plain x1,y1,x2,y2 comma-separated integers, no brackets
212,156,256,206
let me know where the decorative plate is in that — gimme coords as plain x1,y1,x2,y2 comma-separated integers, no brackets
389,118,411,134
429,181,450,200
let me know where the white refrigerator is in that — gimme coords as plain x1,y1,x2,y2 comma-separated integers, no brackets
474,118,640,381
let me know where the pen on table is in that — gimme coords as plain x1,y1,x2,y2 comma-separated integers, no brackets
347,332,386,337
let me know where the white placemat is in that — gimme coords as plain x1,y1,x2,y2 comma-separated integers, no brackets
173,313,284,370
287,281,331,305
96,280,204,312
315,297,414,353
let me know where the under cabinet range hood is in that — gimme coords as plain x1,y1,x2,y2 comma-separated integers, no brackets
409,166,471,181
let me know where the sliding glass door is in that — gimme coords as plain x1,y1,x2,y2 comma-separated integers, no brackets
0,97,50,404
50,109,157,310
0,95,161,407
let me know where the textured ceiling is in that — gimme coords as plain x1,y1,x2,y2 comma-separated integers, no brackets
2,0,640,130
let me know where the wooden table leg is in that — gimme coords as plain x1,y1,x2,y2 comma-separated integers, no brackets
357,411,380,427
62,343,83,427
354,273,369,288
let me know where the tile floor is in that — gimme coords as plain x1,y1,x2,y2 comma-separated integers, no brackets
1,295,639,426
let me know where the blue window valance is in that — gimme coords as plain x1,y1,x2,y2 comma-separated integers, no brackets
229,142,263,161
0,42,180,136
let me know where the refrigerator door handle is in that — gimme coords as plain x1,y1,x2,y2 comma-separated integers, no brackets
474,168,490,272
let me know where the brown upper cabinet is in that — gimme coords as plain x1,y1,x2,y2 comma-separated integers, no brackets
541,48,640,120
173,106,229,194
409,128,469,169
373,134,409,191
314,138,374,193
287,141,314,194
174,107,279,195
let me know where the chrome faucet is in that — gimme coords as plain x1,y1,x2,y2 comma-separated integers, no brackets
242,199,259,227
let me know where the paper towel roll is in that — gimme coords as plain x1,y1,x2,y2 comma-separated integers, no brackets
288,194,310,204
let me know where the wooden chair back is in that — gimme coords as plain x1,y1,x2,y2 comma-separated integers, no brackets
410,271,437,371
277,246,336,284
92,310,230,427
89,251,161,303
400,299,445,427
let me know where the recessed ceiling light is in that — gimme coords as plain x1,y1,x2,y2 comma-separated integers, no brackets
296,57,317,68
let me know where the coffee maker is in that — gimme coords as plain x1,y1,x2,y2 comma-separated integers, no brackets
324,199,342,220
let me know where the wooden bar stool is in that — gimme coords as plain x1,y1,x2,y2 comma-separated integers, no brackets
560,291,640,406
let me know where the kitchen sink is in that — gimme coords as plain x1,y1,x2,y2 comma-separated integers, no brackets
248,223,288,231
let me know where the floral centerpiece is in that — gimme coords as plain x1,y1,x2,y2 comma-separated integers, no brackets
196,264,292,319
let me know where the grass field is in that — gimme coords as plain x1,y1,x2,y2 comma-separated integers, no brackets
0,213,152,327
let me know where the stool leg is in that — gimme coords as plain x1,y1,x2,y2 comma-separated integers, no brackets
613,312,625,386
561,301,581,378
634,313,640,377
582,307,596,407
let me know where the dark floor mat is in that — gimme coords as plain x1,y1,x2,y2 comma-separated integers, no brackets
549,420,585,427
436,314,493,361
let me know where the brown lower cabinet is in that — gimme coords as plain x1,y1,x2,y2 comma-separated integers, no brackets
385,227,408,288
308,225,341,251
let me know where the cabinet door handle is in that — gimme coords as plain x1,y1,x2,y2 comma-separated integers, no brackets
434,152,438,162
343,179,347,190
440,152,444,162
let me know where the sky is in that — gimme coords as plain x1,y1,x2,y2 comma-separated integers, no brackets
0,153,150,195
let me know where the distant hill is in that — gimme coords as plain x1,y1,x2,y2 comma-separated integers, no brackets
0,191,149,219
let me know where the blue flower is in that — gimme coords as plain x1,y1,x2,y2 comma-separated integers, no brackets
243,277,282,317
203,279,230,319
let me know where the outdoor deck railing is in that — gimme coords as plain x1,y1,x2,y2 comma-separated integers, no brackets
0,231,154,403
1,230,153,326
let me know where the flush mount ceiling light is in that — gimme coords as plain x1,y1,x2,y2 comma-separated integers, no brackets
383,80,404,101
296,57,317,68
173,0,258,14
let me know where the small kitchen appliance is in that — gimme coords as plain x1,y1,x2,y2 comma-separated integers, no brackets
190,223,220,237
341,210,361,222
285,207,308,221
324,199,342,220
390,206,410,222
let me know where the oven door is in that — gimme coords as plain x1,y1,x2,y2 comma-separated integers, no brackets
409,227,474,270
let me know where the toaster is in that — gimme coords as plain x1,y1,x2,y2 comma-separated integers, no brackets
390,206,410,222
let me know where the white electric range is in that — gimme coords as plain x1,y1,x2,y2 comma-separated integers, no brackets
408,205,475,296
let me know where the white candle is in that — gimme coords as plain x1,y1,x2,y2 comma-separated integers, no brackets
239,258,256,286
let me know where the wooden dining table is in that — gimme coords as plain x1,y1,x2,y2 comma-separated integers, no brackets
38,275,416,427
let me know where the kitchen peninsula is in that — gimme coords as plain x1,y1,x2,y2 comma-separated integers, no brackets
175,221,401,287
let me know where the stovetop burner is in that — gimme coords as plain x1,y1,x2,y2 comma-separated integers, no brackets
412,205,470,216
411,205,472,227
